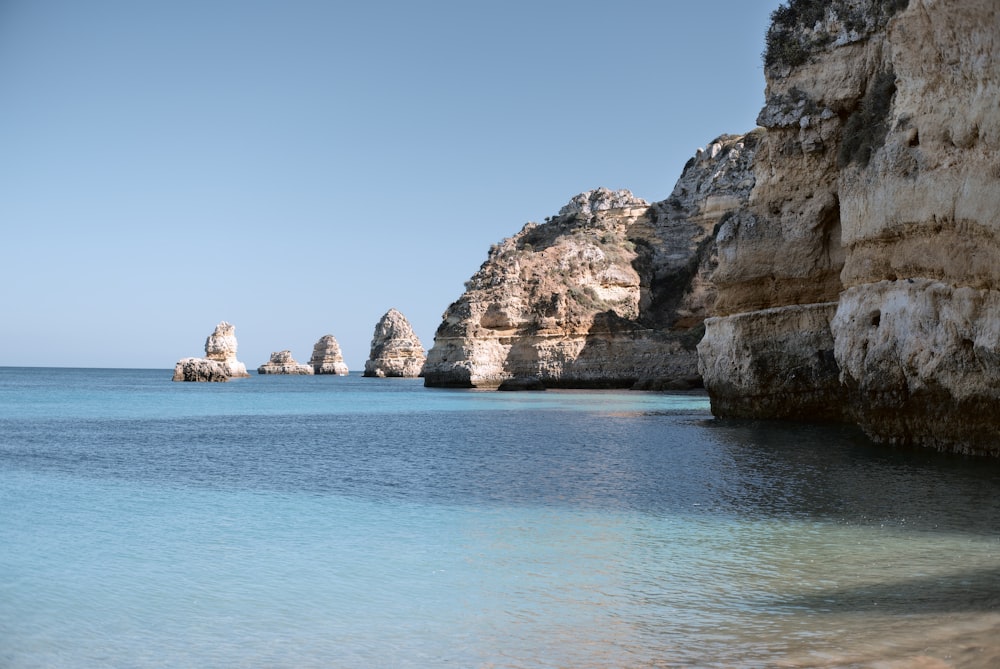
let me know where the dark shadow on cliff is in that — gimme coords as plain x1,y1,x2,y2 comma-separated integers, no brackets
697,416,1000,535
503,330,543,384
530,310,642,389
549,309,704,390
629,204,717,331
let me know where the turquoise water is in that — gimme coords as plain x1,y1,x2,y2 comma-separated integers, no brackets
1,368,998,668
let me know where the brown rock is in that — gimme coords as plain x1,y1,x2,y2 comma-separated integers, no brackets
363,309,426,378
257,350,314,375
309,335,349,375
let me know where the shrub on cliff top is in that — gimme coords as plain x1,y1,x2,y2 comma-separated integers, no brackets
763,0,829,68
763,0,911,69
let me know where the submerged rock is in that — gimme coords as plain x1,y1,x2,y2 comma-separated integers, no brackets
257,350,314,375
172,321,250,382
310,335,349,375
363,309,426,378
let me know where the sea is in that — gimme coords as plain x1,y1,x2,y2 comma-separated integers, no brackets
1,367,998,668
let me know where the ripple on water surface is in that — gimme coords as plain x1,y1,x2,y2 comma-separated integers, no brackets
0,368,998,668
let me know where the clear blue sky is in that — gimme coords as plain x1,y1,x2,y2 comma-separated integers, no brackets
0,0,781,370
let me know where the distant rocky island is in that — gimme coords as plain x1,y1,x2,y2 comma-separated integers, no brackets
364,308,426,378
172,321,250,382
173,311,425,381
258,350,313,375
310,335,349,375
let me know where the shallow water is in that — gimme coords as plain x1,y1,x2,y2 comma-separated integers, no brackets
1,367,998,667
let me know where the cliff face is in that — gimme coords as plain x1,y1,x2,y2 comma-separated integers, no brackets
832,0,1000,453
423,137,757,389
364,309,426,378
697,0,861,421
699,0,1000,454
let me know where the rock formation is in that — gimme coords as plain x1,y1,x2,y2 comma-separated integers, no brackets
257,350,314,375
172,321,250,382
363,309,426,377
203,321,250,378
171,357,230,382
698,0,1000,454
309,335,349,375
424,137,757,389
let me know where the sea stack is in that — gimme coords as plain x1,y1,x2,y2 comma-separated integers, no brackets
172,321,250,381
204,321,250,378
257,350,314,375
309,335,349,375
363,308,426,378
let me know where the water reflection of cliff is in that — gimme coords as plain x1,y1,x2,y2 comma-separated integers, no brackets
699,418,1000,535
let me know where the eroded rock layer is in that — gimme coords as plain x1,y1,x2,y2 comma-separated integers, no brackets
257,350,314,375
699,0,1000,454
203,321,251,378
172,321,249,382
424,136,757,389
310,335,349,375
172,357,230,382
364,309,426,378
832,0,1000,453
699,303,842,421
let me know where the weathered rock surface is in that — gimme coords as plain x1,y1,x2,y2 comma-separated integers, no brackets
257,350,314,375
833,0,1000,454
833,280,1000,454
309,335,349,375
699,303,842,420
425,137,757,389
172,321,250,382
698,0,1000,454
171,357,230,382
203,321,250,378
363,309,426,378
698,27,852,419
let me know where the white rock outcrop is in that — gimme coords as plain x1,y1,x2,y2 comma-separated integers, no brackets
171,357,230,382
257,350,314,375
172,321,250,382
203,321,250,378
363,309,426,378
309,335,349,375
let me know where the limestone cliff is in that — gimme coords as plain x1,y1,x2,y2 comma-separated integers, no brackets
832,0,1000,454
424,138,757,389
364,309,426,378
172,321,249,382
698,0,1000,454
257,350,314,375
309,335,349,375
